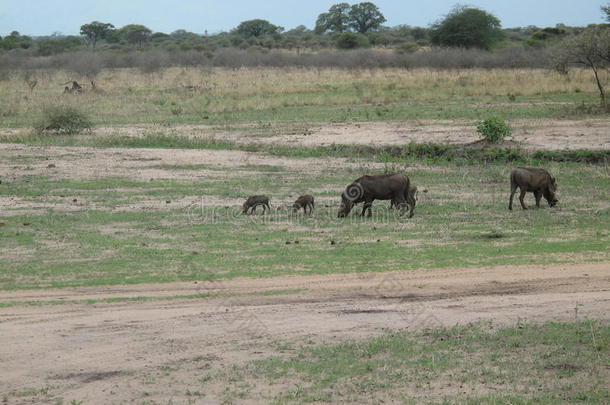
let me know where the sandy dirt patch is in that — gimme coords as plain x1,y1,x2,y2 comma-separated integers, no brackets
1,262,608,404
240,119,610,150
60,118,610,150
0,143,375,183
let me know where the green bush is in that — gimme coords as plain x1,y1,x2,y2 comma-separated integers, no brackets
336,33,370,49
395,41,419,54
476,116,511,143
35,105,93,135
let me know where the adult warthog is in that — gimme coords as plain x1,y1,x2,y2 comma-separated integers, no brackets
509,167,558,210
338,173,414,218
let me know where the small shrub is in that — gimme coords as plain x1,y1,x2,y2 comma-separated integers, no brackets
481,231,504,239
336,33,371,50
395,42,419,54
476,116,511,143
34,105,93,135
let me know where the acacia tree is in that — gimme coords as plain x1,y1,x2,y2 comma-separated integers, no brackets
430,6,503,50
563,26,610,112
80,21,114,48
121,24,152,48
348,2,386,33
315,3,351,34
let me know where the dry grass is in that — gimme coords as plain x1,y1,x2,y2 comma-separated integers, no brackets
0,67,600,127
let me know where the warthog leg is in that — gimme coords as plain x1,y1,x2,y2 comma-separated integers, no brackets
534,191,542,207
394,200,409,217
509,184,518,210
518,189,528,210
406,196,416,218
361,200,373,217
306,202,314,214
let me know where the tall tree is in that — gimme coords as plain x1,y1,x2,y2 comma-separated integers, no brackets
80,21,114,48
562,26,610,112
430,6,503,50
348,2,386,33
0,31,33,50
602,2,610,22
315,3,351,34
234,19,283,37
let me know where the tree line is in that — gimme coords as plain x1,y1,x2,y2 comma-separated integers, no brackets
1,2,608,55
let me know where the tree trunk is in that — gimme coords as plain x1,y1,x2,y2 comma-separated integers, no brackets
592,65,609,112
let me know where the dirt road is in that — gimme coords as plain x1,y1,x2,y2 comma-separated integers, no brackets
1,262,608,404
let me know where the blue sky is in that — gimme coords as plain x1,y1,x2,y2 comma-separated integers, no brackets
1,0,608,37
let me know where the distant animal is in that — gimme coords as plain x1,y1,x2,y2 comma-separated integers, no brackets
293,195,314,214
63,81,83,94
509,167,558,210
338,173,414,218
242,195,270,214
24,75,37,91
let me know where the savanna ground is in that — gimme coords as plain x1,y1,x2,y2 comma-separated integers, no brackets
0,67,609,404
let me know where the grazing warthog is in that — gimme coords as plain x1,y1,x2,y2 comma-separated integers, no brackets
509,167,558,210
293,195,315,214
242,195,270,214
338,173,414,218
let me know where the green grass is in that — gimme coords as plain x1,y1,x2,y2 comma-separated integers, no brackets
1,131,608,164
0,157,608,290
208,321,609,404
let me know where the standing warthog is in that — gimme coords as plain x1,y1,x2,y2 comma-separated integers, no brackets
242,195,270,214
338,173,414,218
509,167,558,210
293,195,315,214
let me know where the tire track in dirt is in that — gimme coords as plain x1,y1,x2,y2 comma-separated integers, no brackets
1,262,605,303
0,263,608,404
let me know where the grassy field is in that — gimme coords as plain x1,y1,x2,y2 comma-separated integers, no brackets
6,320,608,404
0,66,607,293
208,321,609,404
0,67,604,128
0,65,608,405
1,150,608,290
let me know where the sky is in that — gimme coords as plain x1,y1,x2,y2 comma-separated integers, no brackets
1,0,608,37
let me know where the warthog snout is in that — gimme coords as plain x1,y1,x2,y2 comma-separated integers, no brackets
337,199,352,217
